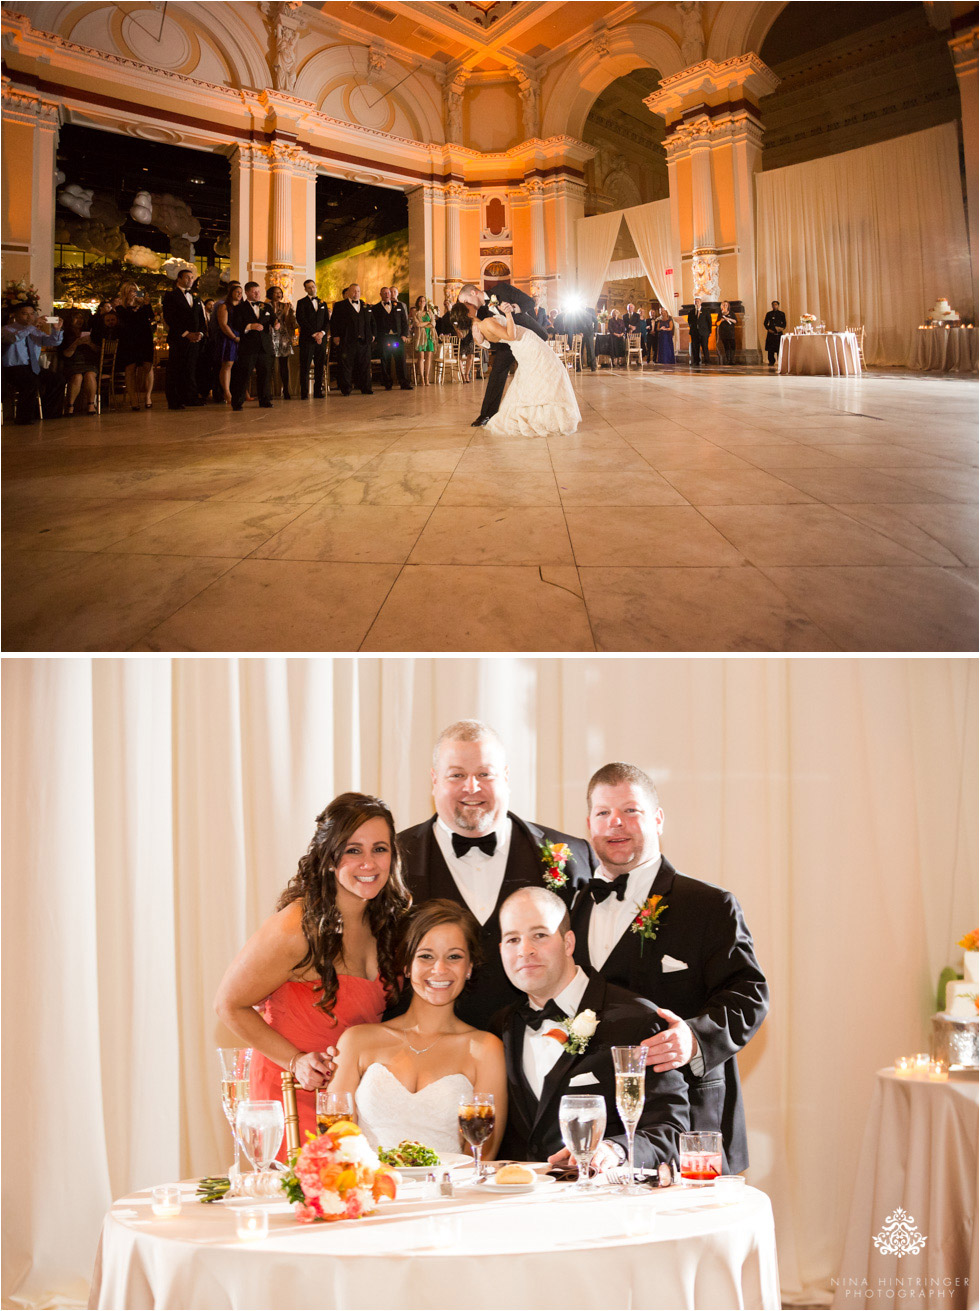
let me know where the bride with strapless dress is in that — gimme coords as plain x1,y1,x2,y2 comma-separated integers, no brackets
356,1064,475,1154
484,321,581,439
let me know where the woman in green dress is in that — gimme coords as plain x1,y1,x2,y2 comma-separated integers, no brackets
411,295,435,385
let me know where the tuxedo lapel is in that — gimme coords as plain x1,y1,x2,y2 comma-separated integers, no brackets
502,1012,536,1140
602,856,678,992
530,975,608,1136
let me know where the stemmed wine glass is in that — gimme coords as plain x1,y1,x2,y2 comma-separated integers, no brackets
458,1093,495,1180
216,1047,252,1175
612,1046,646,1195
235,1100,285,1174
559,1094,606,1192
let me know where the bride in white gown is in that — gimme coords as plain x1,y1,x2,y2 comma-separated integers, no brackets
330,900,507,1158
452,302,581,438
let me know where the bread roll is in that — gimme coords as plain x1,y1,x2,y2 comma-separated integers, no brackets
494,1164,535,1185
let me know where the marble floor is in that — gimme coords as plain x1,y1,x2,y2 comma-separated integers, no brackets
2,366,977,652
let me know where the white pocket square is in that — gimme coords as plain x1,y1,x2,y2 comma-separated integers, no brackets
568,1072,600,1087
661,954,688,972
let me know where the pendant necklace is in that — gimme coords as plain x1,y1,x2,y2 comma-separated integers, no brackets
403,1031,447,1056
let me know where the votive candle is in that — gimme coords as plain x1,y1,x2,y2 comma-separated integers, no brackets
894,1057,912,1076
928,1061,947,1081
151,1185,182,1217
235,1208,269,1241
913,1053,931,1073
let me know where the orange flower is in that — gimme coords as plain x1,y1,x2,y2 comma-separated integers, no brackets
372,1171,398,1201
327,1119,361,1140
957,929,979,952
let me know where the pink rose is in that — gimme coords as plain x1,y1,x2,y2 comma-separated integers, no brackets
294,1204,317,1223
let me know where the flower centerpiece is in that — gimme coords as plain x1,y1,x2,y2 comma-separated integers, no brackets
280,1119,398,1222
540,839,573,891
3,278,40,310
798,313,817,335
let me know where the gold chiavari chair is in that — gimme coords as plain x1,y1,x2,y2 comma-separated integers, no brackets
626,331,644,369
435,334,459,383
280,1070,301,1159
96,338,120,413
570,332,584,372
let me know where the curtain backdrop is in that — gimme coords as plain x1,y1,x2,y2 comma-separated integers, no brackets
575,210,624,307
624,199,679,342
756,122,974,366
2,658,977,1309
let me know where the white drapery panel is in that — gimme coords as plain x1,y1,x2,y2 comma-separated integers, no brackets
575,210,624,307
624,199,678,340
2,658,977,1309
756,123,974,366
606,257,647,280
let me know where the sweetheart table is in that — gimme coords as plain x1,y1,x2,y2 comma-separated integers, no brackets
777,331,862,377
89,1178,780,1310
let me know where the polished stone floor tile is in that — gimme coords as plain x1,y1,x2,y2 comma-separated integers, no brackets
698,504,932,566
319,469,451,505
255,503,432,563
556,471,687,506
2,497,194,552
439,471,561,506
565,506,743,567
408,507,574,565
658,468,815,505
101,501,304,557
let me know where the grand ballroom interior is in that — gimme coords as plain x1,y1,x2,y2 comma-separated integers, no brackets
2,655,977,1311
0,0,977,653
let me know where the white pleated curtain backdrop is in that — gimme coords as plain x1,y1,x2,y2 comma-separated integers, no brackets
2,658,977,1309
575,210,624,307
623,199,679,342
756,122,974,365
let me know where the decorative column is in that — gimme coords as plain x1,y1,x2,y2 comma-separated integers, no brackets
267,140,296,294
1,85,61,308
407,184,436,306
444,181,464,303
948,22,978,304
525,178,548,300
228,143,268,284
546,176,587,309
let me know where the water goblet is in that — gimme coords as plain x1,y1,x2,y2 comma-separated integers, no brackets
235,1100,285,1173
611,1046,646,1195
458,1093,494,1179
216,1047,252,1175
558,1094,606,1192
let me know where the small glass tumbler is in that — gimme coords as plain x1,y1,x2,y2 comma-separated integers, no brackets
679,1131,723,1186
235,1207,269,1241
150,1184,182,1217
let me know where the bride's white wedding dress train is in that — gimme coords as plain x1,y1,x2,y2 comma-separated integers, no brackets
355,1063,474,1155
486,326,581,437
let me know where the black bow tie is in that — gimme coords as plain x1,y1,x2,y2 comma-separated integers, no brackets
519,999,567,1029
589,874,629,903
451,832,497,859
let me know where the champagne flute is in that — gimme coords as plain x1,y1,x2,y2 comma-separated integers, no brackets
236,1100,285,1174
216,1047,252,1175
559,1094,606,1192
612,1046,646,1196
458,1093,494,1180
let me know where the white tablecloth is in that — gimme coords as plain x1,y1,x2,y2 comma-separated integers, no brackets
907,325,979,373
777,331,862,376
90,1179,781,1310
834,1071,979,1310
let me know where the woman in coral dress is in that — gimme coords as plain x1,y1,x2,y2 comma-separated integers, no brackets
215,792,411,1158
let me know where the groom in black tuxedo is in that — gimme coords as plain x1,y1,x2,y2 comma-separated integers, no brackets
397,720,595,1031
570,762,768,1173
457,281,548,427
496,886,689,1170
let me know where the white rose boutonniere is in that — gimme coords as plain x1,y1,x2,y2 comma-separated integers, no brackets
563,1009,598,1055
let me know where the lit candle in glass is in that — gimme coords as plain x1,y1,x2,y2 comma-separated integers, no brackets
151,1184,182,1218
894,1057,912,1076
913,1053,931,1073
928,1061,947,1081
235,1207,269,1242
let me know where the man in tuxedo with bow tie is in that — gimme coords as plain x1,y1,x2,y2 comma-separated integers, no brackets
496,886,688,1170
397,720,596,1030
229,282,275,410
161,267,207,409
570,762,768,1173
330,283,375,396
296,279,328,398
372,287,412,390
457,282,548,427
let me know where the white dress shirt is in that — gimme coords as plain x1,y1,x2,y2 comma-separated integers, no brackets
432,815,512,925
587,855,662,971
521,965,590,1099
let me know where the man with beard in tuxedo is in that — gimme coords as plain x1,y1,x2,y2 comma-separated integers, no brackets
569,761,768,1173
457,282,548,427
397,720,595,1030
686,297,713,367
229,281,274,410
496,885,689,1171
372,287,412,390
296,279,328,398
330,283,375,395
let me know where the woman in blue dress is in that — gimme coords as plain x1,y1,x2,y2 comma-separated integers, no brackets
654,307,676,365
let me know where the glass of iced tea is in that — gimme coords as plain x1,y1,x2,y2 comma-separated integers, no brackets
679,1131,723,1186
316,1090,356,1133
458,1093,495,1179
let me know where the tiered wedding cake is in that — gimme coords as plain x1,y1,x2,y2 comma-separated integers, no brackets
927,298,960,323
932,932,979,1069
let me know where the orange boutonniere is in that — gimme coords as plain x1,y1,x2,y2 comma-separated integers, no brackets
629,894,667,955
540,840,572,891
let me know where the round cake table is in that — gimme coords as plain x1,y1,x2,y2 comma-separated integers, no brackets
907,325,978,374
88,1179,781,1310
777,331,862,376
833,1070,979,1310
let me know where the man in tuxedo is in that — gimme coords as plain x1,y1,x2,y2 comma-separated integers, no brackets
372,287,412,390
397,719,595,1030
457,282,548,428
496,886,689,1170
531,295,549,329
686,297,712,367
563,303,598,372
623,302,645,349
296,279,328,398
161,267,207,409
229,281,274,410
330,283,374,396
763,300,787,367
570,762,768,1173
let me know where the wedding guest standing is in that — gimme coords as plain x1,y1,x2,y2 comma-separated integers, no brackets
214,282,243,405
654,307,675,365
764,300,787,367
161,267,207,409
115,281,156,411
1,302,64,423
569,762,768,1172
215,792,411,1157
410,295,435,386
373,287,412,390
296,279,328,398
229,281,274,410
397,720,595,1030
268,285,296,400
331,283,375,396
686,297,712,367
644,308,658,362
716,301,737,366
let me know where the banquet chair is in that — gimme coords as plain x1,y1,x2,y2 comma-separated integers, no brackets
96,338,120,414
435,334,459,383
855,325,867,369
280,1071,300,1158
626,332,644,369
473,343,489,380
548,336,568,369
570,332,583,371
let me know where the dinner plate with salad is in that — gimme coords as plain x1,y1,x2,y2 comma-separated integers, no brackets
376,1141,472,1179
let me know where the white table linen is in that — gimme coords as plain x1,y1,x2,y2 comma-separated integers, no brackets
777,332,862,376
90,1180,781,1310
834,1071,979,1310
907,325,978,374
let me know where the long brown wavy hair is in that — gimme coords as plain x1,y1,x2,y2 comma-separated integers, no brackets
276,792,411,1018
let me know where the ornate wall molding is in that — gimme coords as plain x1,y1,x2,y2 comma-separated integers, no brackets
0,76,62,126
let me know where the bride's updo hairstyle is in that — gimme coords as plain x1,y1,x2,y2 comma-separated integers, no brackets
398,898,483,989
448,303,473,337
277,792,411,1018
